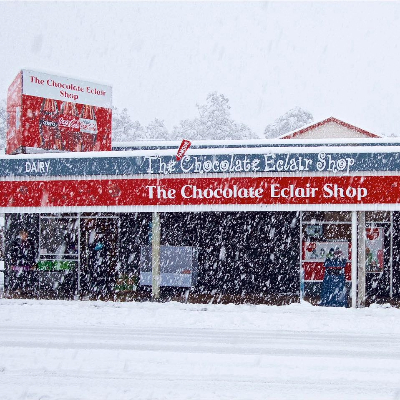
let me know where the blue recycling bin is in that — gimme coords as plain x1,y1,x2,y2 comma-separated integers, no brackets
319,257,348,307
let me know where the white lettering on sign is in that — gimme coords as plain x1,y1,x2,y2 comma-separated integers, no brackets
144,153,356,175
25,161,50,173
146,155,261,174
22,70,112,108
146,185,176,199
181,185,263,199
317,153,355,173
59,117,80,130
144,182,368,202
181,155,259,174
323,184,367,201
145,185,263,200
264,154,313,172
270,184,319,198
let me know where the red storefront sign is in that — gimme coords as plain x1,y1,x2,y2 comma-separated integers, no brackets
6,70,112,154
0,175,398,208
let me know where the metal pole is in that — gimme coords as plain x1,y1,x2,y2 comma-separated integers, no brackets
151,212,161,301
351,211,357,308
357,211,366,308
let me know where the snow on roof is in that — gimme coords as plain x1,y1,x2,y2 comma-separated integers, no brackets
0,118,393,161
4,141,400,162
111,137,400,156
278,117,381,139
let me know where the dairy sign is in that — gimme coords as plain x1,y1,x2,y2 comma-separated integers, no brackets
6,70,112,155
5,150,400,177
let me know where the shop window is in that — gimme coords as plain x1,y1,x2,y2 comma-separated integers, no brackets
365,211,390,223
39,215,79,270
302,211,352,223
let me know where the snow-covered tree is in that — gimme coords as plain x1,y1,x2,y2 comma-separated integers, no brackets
385,132,399,138
111,93,257,142
264,107,313,139
112,107,147,142
173,92,257,140
145,118,169,140
112,107,169,141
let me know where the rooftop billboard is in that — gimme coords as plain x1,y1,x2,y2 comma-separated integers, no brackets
6,70,112,154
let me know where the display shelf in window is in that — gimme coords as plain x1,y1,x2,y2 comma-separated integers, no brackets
139,246,199,288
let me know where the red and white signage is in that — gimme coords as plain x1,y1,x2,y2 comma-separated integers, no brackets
176,140,192,161
22,70,111,108
0,175,399,209
6,70,112,154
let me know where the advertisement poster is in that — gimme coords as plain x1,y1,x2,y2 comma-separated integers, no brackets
365,227,384,273
6,70,112,154
303,241,349,262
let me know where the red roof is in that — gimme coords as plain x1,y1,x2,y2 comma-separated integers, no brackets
280,117,381,139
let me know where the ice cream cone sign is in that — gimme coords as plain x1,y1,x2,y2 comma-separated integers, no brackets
176,139,192,161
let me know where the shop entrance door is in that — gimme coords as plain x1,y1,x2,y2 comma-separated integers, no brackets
301,212,352,306
80,216,119,300
38,214,79,299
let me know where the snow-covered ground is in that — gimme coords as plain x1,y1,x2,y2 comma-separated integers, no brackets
1,299,400,400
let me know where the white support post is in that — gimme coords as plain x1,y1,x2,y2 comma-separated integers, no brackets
357,211,366,308
390,211,393,299
151,212,161,301
76,212,81,301
299,211,304,303
351,211,357,308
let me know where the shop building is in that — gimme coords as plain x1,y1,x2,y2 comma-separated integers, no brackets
2,70,400,306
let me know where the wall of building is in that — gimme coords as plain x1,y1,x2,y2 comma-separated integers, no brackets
160,212,300,299
290,121,374,139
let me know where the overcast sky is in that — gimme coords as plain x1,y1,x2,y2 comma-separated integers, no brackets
1,1,399,137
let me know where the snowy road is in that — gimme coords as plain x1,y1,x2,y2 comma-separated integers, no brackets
1,300,400,400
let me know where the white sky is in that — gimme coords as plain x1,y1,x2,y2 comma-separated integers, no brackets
0,1,399,137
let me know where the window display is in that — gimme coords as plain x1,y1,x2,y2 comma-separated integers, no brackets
365,227,384,273
39,216,78,270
